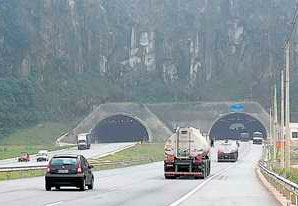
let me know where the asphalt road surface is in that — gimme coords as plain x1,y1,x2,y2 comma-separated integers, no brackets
0,143,135,168
0,142,280,206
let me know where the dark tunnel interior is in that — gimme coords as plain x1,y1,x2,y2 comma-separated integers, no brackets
209,113,267,140
91,115,149,143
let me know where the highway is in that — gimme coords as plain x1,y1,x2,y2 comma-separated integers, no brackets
0,143,135,168
0,142,280,206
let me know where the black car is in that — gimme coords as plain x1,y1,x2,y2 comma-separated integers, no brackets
45,154,94,191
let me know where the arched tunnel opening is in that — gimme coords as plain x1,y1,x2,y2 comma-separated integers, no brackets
91,114,149,143
209,113,267,141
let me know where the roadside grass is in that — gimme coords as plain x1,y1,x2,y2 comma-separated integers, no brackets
0,143,165,181
0,121,77,160
272,166,298,184
0,169,45,181
0,121,77,145
0,145,71,160
90,143,164,171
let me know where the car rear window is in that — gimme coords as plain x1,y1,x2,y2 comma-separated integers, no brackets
51,157,78,165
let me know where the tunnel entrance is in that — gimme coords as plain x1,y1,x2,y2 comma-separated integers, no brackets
91,114,149,143
209,113,267,141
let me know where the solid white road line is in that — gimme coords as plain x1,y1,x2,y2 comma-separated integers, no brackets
44,201,63,206
168,164,235,206
168,142,252,206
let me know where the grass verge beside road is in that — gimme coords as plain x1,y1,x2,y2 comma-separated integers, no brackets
0,121,77,160
90,143,164,171
0,145,70,160
0,169,45,181
0,121,77,145
0,143,164,181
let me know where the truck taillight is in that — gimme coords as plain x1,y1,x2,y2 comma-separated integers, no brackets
195,155,202,163
166,155,175,162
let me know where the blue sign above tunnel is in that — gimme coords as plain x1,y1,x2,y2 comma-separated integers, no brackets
230,104,244,112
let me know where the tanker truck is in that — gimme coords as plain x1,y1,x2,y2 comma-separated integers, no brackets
164,127,211,179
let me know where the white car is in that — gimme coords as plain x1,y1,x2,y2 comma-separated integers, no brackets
37,150,49,162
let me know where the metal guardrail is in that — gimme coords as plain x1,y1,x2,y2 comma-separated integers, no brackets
0,165,47,172
259,162,298,205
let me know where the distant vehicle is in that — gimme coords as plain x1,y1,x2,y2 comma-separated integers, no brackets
77,133,91,150
240,132,250,142
37,150,49,162
217,140,239,162
45,154,94,191
236,140,240,147
252,132,263,144
164,127,211,179
18,152,30,162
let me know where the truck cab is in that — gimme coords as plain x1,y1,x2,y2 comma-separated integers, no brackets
77,133,91,150
252,132,263,144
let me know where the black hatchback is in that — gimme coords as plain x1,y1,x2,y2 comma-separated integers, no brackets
45,154,94,191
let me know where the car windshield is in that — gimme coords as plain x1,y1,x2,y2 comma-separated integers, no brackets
51,158,77,166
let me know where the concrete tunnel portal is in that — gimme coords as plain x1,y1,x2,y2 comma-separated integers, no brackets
209,113,267,141
91,114,149,143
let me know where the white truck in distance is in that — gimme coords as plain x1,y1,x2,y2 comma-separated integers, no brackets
252,132,263,144
77,133,91,150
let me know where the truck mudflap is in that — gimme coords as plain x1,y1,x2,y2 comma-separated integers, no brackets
165,171,203,177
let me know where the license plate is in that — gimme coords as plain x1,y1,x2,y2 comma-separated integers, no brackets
58,169,69,174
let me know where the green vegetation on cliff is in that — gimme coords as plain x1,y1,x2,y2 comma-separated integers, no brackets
0,0,298,138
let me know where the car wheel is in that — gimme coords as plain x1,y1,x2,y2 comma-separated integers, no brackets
88,177,94,190
80,178,86,191
45,183,51,191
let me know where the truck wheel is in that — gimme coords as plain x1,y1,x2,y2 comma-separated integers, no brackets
165,175,175,179
207,161,211,176
197,170,205,179
203,167,207,179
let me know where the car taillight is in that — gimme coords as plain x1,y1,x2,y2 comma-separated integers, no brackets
77,163,82,174
46,164,51,173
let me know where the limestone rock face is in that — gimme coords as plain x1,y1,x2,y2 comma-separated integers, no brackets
0,0,297,107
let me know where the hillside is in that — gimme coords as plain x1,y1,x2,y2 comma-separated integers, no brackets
0,0,297,137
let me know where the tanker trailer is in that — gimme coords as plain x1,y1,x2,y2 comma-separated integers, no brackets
164,127,211,179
